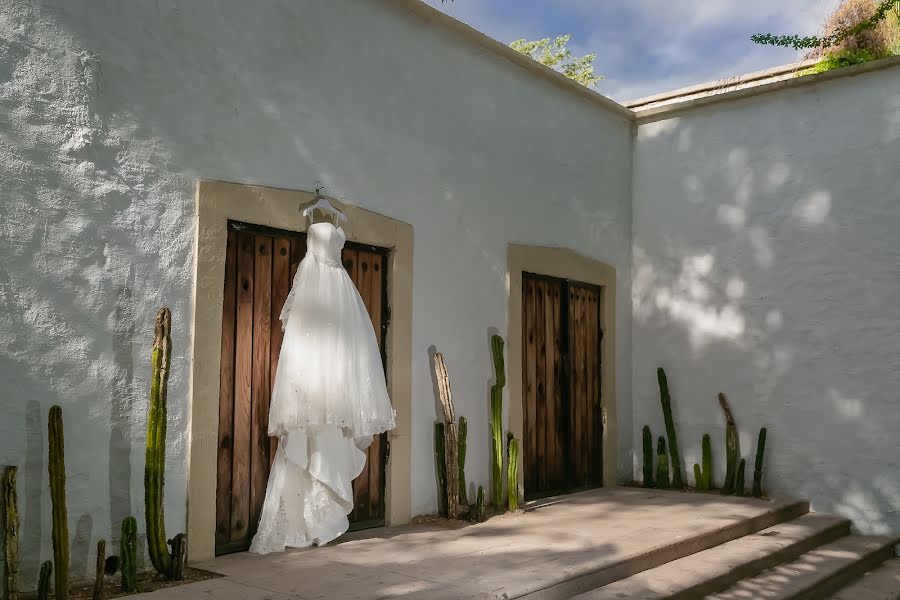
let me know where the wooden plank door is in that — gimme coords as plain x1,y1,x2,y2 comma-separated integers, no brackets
522,272,602,500
216,221,389,555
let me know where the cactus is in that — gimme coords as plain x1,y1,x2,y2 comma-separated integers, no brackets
475,486,486,523
48,405,69,600
507,433,519,512
753,428,767,498
702,433,713,490
642,426,654,487
735,459,747,497
92,539,105,600
36,562,51,600
434,422,447,516
693,464,703,489
655,437,670,489
433,353,459,520
120,517,137,593
458,417,468,507
657,368,684,489
146,308,175,577
719,393,738,495
490,335,505,510
3,466,19,600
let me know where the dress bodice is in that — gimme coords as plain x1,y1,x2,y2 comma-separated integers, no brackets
307,222,346,265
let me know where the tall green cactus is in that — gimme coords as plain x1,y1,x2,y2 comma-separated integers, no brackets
490,335,505,510
507,433,519,512
120,517,137,593
702,433,712,490
655,437,670,489
36,562,51,600
48,405,69,600
735,458,747,497
3,465,19,600
657,368,684,488
458,417,468,506
475,486,486,523
146,308,173,577
642,426,654,487
434,421,447,516
719,393,738,495
753,428,767,498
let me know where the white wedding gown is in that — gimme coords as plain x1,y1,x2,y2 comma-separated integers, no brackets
249,221,396,555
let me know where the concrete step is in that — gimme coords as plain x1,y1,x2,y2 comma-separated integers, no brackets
518,497,811,599
707,535,900,600
829,557,900,600
572,513,851,600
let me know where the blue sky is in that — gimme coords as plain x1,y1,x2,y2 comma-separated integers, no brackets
424,0,834,102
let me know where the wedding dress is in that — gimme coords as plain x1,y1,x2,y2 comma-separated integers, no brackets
249,221,396,555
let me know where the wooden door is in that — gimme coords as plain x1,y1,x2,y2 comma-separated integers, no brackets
216,221,389,555
522,273,602,500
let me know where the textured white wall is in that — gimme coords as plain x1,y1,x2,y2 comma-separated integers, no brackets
0,0,634,580
632,67,900,533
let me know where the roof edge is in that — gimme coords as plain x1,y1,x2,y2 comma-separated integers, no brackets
634,54,900,122
385,0,636,121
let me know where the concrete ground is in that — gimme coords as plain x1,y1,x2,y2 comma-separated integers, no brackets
135,487,805,599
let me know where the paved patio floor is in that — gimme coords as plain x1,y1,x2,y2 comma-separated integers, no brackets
136,487,803,599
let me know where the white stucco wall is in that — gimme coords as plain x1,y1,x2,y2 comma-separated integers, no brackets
632,66,900,533
0,0,634,581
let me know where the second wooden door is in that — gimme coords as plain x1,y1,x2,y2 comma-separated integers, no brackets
522,272,602,500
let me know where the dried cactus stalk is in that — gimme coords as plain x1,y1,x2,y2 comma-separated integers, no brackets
3,465,19,600
167,533,186,581
458,417,468,506
433,352,459,519
120,517,138,593
657,368,684,488
92,539,105,600
753,428,767,498
48,405,69,600
642,426,654,487
693,464,703,489
719,393,738,495
490,335,505,510
36,562,51,600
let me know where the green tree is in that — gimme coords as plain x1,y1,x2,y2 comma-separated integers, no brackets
510,35,603,88
752,0,900,51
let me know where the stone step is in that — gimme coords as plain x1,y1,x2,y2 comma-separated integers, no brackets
707,535,900,600
572,513,851,600
516,497,811,599
829,557,900,600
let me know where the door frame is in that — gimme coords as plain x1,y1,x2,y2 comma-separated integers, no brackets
188,180,414,563
506,245,617,503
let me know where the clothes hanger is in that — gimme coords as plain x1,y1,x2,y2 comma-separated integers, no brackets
302,185,347,224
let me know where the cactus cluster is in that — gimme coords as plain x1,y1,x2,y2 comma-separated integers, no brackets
490,335,506,510
48,405,69,600
657,369,684,489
